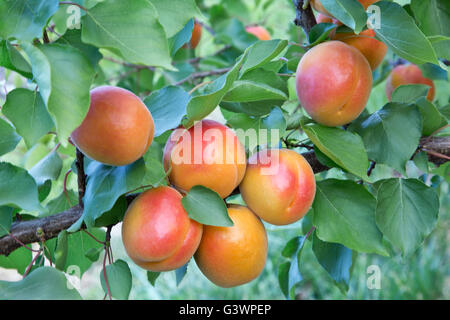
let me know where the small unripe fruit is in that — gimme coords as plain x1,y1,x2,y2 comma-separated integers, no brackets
163,120,246,199
195,205,268,288
295,41,373,127
240,149,316,226
71,86,154,166
122,186,203,272
385,64,435,102
245,25,271,41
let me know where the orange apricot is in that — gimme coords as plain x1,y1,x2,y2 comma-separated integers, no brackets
71,86,154,166
163,120,246,199
295,41,373,126
245,25,271,41
194,205,268,288
240,149,316,226
189,21,202,49
385,64,435,102
121,186,203,272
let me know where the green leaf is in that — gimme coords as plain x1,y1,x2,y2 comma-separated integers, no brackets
45,190,78,216
169,19,194,56
22,43,94,147
375,178,440,256
223,80,287,103
302,123,369,179
185,51,247,126
349,103,422,174
82,0,172,69
0,40,32,78
29,150,62,187
215,18,258,51
141,143,167,187
2,89,54,149
144,86,190,137
411,0,450,37
391,84,432,104
175,263,188,286
374,1,439,65
418,63,448,81
100,259,132,300
0,118,21,156
0,267,82,300
181,185,233,226
415,98,448,136
312,232,353,292
0,247,32,275
85,246,103,262
0,0,59,41
240,40,288,75
313,179,388,256
69,159,146,231
147,271,160,286
0,162,44,214
150,0,201,38
54,230,68,271
278,236,306,299
0,206,13,238
320,0,367,33
308,23,338,46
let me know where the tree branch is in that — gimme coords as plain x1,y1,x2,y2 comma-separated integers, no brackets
0,137,448,256
292,0,317,35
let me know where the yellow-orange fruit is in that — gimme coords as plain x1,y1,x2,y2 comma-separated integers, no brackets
315,13,341,26
245,25,271,40
71,86,154,166
121,186,203,272
194,205,268,288
189,21,202,49
295,41,373,126
311,0,377,18
332,29,387,70
163,120,246,199
386,64,435,102
240,149,316,226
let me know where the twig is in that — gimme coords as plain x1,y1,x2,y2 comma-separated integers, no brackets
292,0,317,35
75,149,86,208
367,161,376,177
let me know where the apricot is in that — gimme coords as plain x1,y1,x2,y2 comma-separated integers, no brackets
295,41,372,126
385,64,435,102
194,205,268,288
245,25,271,41
331,29,387,70
121,186,203,272
240,149,316,226
311,0,377,18
163,120,246,199
315,13,341,26
189,21,202,49
71,86,154,166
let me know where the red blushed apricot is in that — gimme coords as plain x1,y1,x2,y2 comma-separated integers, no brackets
245,25,271,41
189,22,202,49
121,186,201,272
163,120,246,199
311,0,377,18
194,205,268,288
295,41,373,127
386,64,435,102
240,149,316,226
71,86,154,166
332,29,387,70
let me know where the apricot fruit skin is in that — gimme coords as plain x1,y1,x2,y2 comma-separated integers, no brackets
121,186,202,272
194,205,268,288
189,21,202,49
385,64,435,102
331,29,387,70
163,120,247,199
71,86,154,166
295,41,373,127
240,149,316,226
245,25,271,41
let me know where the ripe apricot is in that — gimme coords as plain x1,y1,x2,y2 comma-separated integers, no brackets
194,205,268,288
189,21,202,49
331,29,387,70
163,120,246,199
122,186,203,272
311,0,377,18
315,13,341,26
385,64,435,102
245,25,271,41
240,149,316,226
71,86,154,166
295,41,373,126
